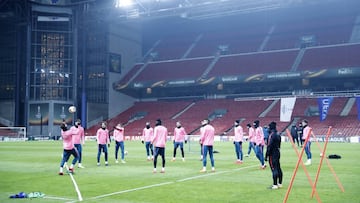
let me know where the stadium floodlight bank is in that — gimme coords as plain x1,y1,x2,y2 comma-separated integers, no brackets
0,127,27,141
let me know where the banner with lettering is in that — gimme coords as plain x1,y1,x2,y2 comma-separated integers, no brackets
318,97,334,122
280,97,296,122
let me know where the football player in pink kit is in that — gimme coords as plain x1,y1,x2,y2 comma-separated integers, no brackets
254,120,266,169
113,123,126,164
96,122,110,166
59,122,79,175
245,123,256,157
302,119,313,165
172,121,187,162
233,120,244,164
200,119,215,173
142,122,154,161
151,119,168,173
70,119,85,168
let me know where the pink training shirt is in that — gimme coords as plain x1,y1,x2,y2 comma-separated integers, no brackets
96,128,109,145
174,127,187,142
70,126,85,145
142,127,153,142
254,127,265,146
302,126,312,141
200,124,215,146
62,129,75,150
248,127,256,142
234,125,244,142
152,125,168,148
113,127,124,142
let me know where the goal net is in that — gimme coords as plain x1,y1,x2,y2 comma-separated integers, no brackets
187,135,201,153
0,127,27,141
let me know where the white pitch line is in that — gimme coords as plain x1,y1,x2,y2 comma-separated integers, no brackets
176,164,258,182
82,164,259,202
86,181,173,201
44,196,76,201
64,162,83,201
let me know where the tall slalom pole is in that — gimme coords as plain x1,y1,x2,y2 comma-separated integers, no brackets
285,129,321,202
283,128,316,203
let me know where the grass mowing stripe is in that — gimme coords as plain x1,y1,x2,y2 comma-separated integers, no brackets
81,164,259,202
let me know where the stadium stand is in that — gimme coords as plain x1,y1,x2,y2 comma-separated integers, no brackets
150,33,198,61
297,43,360,71
86,97,360,138
133,57,214,82
207,49,298,77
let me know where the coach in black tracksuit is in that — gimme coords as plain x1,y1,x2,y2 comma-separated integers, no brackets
265,121,283,189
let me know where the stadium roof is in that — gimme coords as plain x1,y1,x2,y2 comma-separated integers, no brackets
111,0,340,21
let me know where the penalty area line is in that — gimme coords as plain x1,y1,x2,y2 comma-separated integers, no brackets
83,164,259,202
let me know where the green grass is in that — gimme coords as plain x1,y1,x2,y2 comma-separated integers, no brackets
0,140,359,203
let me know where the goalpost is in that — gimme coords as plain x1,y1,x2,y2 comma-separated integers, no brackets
0,127,27,141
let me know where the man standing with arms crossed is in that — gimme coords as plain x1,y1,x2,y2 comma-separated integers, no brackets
200,119,215,173
96,122,110,166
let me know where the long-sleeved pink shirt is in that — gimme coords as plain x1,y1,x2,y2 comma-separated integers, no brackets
142,127,153,142
152,125,168,148
113,127,124,142
70,126,85,145
200,124,215,146
302,126,312,141
234,125,244,142
254,127,265,146
62,129,75,150
174,127,187,142
248,127,256,142
96,128,109,144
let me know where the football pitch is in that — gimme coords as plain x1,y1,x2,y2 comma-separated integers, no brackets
0,140,359,203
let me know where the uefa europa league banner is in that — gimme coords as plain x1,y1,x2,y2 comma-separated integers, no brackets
318,97,334,122
356,96,360,121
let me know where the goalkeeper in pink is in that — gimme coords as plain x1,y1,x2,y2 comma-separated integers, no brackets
199,119,215,172
71,119,85,168
151,119,168,173
96,122,110,166
59,122,78,175
172,121,187,162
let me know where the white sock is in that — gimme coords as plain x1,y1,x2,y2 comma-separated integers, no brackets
70,164,74,169
60,167,63,173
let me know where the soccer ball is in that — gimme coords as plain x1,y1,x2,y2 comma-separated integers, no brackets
68,106,76,113
124,150,128,155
